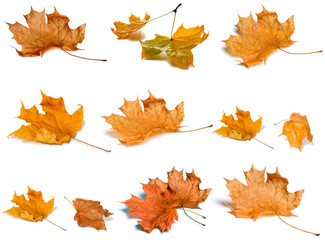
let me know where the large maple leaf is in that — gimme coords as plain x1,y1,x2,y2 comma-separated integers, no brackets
7,7,86,57
214,107,262,141
4,186,54,222
224,7,295,67
111,13,150,39
123,168,211,232
140,25,208,68
9,91,83,144
72,198,113,230
225,165,304,220
103,92,184,144
280,113,313,150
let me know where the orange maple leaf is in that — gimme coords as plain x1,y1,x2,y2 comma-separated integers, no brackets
280,113,313,150
225,165,304,220
224,7,295,67
111,13,150,39
103,92,184,144
141,25,208,68
72,198,113,230
214,107,262,141
7,7,86,57
123,168,211,232
4,186,54,222
9,91,83,144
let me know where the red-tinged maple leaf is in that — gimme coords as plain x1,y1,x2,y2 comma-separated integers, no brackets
123,168,211,232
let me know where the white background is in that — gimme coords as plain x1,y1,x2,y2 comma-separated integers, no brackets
0,0,324,239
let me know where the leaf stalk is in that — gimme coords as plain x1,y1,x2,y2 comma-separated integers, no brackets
61,48,107,62
181,205,205,226
276,213,319,236
253,137,274,149
179,124,213,133
278,47,322,55
45,218,66,231
72,137,111,152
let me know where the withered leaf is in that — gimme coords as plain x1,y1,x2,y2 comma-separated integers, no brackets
73,198,113,230
7,7,86,57
111,13,150,39
9,91,83,144
214,107,262,141
224,7,295,67
4,186,54,222
141,25,208,68
103,92,184,144
123,167,211,232
225,165,304,220
280,113,313,150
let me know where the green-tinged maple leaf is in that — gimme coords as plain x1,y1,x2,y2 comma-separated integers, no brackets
140,24,208,68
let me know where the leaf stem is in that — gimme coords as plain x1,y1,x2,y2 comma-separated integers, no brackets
148,3,182,23
60,48,107,62
278,47,322,55
72,137,111,152
276,213,320,236
45,218,66,231
274,119,288,125
182,205,205,226
183,208,206,219
170,3,182,38
179,124,213,133
64,196,74,207
253,137,274,149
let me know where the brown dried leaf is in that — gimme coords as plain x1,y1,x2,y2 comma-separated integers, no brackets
73,198,113,230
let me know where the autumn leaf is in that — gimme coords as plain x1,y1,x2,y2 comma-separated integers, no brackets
103,92,184,144
7,7,86,57
280,113,313,150
72,198,113,230
225,165,303,220
141,24,208,68
111,13,150,39
167,167,211,209
9,91,83,144
214,107,262,141
4,186,54,222
123,167,211,232
224,7,295,67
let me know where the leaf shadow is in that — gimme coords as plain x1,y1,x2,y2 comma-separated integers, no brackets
104,215,114,224
127,31,145,41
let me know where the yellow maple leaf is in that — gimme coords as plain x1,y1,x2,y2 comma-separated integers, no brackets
214,107,262,141
9,91,83,144
111,13,150,39
4,186,54,222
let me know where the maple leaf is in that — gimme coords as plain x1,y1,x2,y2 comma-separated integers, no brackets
103,92,184,144
72,198,113,230
280,113,313,150
9,91,83,144
111,13,150,39
225,165,304,220
7,7,86,57
123,168,211,232
214,107,262,141
224,7,295,67
140,24,208,68
4,186,54,222
167,167,211,209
